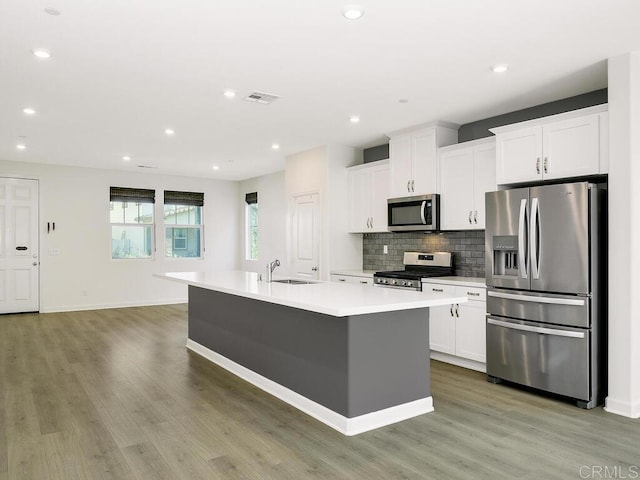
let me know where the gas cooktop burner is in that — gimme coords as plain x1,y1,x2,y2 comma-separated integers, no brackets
373,252,453,291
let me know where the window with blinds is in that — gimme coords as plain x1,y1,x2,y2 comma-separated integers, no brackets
109,187,155,259
163,190,204,258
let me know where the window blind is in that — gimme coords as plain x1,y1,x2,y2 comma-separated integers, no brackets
110,187,155,204
245,192,258,204
164,190,204,207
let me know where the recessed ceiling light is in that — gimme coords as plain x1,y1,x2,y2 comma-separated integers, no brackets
16,137,27,150
164,128,175,136
223,89,236,99
122,156,131,162
32,48,51,59
272,144,280,150
492,64,509,73
23,107,36,115
349,115,360,124
44,7,61,16
212,165,220,171
342,5,364,20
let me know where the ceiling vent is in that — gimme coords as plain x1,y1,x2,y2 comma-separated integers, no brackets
243,91,280,105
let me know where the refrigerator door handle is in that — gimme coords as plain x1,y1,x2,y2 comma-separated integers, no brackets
531,197,540,280
487,318,585,339
487,290,586,306
518,198,528,279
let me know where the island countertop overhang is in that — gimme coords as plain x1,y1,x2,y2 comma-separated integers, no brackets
154,270,467,317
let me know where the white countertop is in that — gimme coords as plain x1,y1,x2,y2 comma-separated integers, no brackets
155,270,467,317
421,276,486,288
330,270,376,278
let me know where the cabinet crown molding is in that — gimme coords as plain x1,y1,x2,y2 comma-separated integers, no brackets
438,136,496,153
346,159,389,172
489,104,608,135
386,120,460,138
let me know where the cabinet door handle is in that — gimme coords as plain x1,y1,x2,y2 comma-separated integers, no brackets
544,156,548,174
474,210,478,224
370,217,373,229
468,211,472,224
411,180,415,192
450,304,454,317
432,288,444,292
338,278,346,282
455,304,459,317
407,180,411,192
536,157,541,174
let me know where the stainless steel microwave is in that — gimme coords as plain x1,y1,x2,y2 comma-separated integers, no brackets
387,194,440,232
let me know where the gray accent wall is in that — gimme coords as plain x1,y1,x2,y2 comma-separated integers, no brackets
458,89,608,142
363,143,390,163
364,231,485,277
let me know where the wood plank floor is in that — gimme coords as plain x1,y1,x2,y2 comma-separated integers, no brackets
1,305,638,480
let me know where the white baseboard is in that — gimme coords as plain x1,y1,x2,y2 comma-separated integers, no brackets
430,351,486,373
186,339,434,436
604,396,640,418
40,298,188,313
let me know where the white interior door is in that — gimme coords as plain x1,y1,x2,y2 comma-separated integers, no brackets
291,193,320,279
0,178,40,313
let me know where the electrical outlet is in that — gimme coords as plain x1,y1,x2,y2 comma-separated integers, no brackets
383,245,388,254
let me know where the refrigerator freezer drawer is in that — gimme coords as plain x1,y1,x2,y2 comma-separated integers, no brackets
487,288,590,328
486,316,590,401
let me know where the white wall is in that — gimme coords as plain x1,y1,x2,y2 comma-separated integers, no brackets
238,171,288,276
285,145,362,280
0,160,240,312
606,52,640,418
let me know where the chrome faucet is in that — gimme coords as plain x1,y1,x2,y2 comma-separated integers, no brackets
266,259,280,282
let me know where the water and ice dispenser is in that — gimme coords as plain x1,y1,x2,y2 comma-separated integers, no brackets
491,235,520,277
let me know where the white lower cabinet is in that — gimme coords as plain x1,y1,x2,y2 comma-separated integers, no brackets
425,281,486,371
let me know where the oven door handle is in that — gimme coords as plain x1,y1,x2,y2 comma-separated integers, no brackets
487,318,585,338
420,201,427,225
487,290,585,306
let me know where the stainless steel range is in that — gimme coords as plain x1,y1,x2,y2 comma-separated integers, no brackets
374,252,453,291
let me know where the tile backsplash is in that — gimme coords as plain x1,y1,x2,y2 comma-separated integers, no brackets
363,231,485,277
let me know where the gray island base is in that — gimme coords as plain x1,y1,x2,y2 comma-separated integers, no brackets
187,285,433,435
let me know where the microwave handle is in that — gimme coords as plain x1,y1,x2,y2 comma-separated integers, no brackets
420,201,427,225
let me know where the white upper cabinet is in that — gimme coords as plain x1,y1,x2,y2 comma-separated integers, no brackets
492,105,608,185
543,114,600,180
439,138,496,230
388,124,458,198
347,160,389,233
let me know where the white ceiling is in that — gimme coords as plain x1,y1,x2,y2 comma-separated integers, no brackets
1,0,639,181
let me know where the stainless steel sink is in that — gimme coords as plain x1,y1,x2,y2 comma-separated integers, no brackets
271,279,317,285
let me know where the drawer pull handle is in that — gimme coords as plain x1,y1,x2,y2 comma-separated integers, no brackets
432,288,444,292
360,280,369,284
467,292,480,296
338,279,346,282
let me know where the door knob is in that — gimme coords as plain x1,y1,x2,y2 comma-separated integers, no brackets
311,267,318,272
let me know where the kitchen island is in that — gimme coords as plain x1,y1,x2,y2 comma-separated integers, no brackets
155,271,467,435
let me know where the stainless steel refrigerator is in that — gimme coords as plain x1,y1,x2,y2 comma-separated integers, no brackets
484,181,606,408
